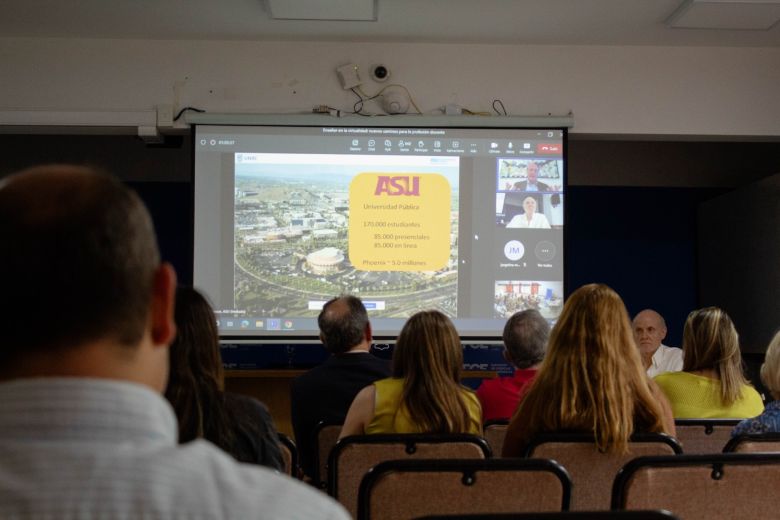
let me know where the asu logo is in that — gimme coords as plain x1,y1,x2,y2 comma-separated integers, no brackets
374,175,420,196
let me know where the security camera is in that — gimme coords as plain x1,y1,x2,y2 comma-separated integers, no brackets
370,64,390,82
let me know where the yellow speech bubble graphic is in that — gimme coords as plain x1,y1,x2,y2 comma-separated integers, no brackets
349,172,451,271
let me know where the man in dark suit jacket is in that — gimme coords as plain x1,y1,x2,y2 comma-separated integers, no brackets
290,295,390,480
512,161,550,191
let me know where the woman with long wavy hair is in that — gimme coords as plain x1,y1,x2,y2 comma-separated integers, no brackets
340,310,482,437
165,286,283,469
655,307,763,419
502,283,675,456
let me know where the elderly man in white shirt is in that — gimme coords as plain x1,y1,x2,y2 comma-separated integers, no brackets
0,165,349,520
632,309,683,378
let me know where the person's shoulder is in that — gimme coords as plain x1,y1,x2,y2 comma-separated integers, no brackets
659,344,683,356
224,391,267,412
741,384,765,405
372,376,396,389
476,375,509,396
653,371,685,387
358,352,392,369
292,361,333,389
176,440,349,519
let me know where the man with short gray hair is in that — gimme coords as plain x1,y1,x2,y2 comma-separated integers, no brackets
477,309,550,421
633,308,683,378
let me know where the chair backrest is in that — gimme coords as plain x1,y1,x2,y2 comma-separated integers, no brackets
723,433,780,453
277,433,299,478
613,453,780,519
673,419,740,454
525,432,681,511
313,421,343,488
417,511,679,520
329,434,491,519
357,458,571,520
483,419,509,457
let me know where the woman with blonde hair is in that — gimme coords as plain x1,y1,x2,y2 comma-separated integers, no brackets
340,310,482,437
655,307,764,419
732,331,780,435
502,284,675,456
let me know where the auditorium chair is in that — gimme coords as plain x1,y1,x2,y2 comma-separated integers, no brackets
357,458,571,520
523,432,681,511
313,420,343,488
328,433,491,518
723,432,780,453
277,432,300,478
417,510,679,520
483,419,510,457
612,453,780,519
672,419,739,454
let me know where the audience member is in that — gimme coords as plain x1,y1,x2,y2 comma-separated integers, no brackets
655,307,764,419
502,284,675,456
633,309,683,377
340,310,482,437
477,309,550,421
291,295,390,478
732,331,780,436
166,286,282,470
0,165,348,519
506,196,551,229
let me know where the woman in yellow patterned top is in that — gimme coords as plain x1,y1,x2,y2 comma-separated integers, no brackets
654,307,764,419
339,310,482,437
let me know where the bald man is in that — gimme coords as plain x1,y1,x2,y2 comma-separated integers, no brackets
632,309,683,378
0,165,348,519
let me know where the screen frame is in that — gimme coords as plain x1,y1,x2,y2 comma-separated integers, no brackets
190,114,569,341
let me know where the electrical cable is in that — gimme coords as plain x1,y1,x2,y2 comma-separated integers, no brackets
173,106,205,122
492,99,508,116
359,83,423,115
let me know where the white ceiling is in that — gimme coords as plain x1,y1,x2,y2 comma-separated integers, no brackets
1,0,780,47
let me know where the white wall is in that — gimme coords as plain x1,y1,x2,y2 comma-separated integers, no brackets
1,38,779,137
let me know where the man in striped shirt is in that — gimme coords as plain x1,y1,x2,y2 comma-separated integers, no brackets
0,164,348,520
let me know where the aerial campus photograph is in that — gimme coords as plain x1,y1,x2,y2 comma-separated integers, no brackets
232,156,460,318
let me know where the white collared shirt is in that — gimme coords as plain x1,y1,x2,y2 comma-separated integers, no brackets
647,344,684,378
0,377,349,520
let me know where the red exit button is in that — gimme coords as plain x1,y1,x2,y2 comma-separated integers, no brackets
536,143,562,154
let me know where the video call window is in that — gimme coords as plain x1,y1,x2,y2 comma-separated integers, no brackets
494,280,564,321
496,192,563,229
497,159,563,193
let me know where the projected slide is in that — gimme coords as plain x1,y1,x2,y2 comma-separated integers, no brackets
193,123,565,337
233,154,459,319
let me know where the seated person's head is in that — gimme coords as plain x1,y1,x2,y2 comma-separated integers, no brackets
394,310,462,381
318,295,370,354
0,164,176,390
393,310,476,433
682,307,740,372
502,309,550,369
522,196,537,215
632,309,668,357
760,331,780,401
165,287,225,440
526,161,539,183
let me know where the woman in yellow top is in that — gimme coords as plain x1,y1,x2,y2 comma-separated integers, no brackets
654,307,764,419
340,310,482,437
